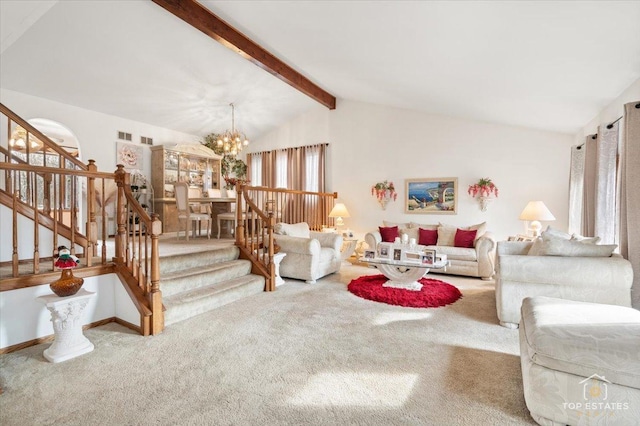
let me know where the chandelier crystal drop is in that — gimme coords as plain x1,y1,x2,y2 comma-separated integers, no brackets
216,103,249,157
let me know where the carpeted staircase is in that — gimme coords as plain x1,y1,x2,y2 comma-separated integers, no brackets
159,246,265,325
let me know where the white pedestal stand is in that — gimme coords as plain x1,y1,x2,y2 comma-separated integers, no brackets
37,289,95,363
273,252,287,286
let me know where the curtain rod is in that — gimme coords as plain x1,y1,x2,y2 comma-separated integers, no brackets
249,143,329,156
576,133,597,149
606,116,622,129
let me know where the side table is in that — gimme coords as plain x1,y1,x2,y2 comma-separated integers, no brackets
340,238,359,261
37,289,96,363
273,252,287,286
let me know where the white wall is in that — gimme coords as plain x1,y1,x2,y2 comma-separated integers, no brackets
576,78,640,142
0,274,132,348
252,100,574,241
1,88,202,177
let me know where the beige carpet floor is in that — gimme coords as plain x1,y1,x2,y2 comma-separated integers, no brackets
0,265,535,426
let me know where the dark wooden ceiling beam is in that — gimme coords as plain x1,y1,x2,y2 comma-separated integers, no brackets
151,0,336,110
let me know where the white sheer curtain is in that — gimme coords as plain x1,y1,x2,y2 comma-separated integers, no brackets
250,153,262,186
304,145,320,192
594,122,619,244
275,150,288,188
568,144,585,234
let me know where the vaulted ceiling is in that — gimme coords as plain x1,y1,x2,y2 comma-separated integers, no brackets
1,1,639,138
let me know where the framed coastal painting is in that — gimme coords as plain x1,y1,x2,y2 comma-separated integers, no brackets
405,178,458,214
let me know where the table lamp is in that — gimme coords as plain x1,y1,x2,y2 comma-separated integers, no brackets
329,203,350,227
519,201,555,237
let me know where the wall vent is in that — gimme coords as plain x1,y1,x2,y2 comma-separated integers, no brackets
141,136,153,145
117,131,132,141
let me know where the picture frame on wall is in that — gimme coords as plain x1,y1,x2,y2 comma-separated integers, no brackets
116,141,144,172
405,178,458,214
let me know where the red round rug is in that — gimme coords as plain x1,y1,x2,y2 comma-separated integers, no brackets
347,274,462,308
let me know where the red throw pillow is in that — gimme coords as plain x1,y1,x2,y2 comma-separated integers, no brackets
418,228,438,246
454,229,477,248
379,226,399,243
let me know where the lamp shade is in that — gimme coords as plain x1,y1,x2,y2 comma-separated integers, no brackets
329,203,350,218
519,201,556,221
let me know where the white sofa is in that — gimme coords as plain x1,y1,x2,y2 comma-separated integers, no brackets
273,222,342,284
496,240,633,328
520,296,640,426
364,222,496,279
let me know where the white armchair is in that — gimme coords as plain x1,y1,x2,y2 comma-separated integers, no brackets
274,222,343,283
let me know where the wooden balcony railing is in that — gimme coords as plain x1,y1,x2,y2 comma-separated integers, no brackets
235,185,337,291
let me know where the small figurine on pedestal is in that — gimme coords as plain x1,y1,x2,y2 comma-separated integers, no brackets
51,246,83,297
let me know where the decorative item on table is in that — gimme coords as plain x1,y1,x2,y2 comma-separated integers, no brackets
371,180,397,210
468,177,499,211
421,249,436,265
519,201,556,237
435,253,447,264
329,203,350,227
342,229,354,238
51,246,83,297
403,249,422,263
364,250,376,259
377,242,392,258
406,178,457,214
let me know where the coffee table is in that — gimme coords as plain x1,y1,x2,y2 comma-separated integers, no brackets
360,256,448,291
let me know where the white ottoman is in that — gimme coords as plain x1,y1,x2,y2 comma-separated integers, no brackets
519,296,640,425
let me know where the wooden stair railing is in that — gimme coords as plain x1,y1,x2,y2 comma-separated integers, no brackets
1,102,163,336
112,165,163,335
235,185,337,291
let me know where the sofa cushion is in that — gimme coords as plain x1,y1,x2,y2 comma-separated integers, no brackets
379,226,399,242
410,222,438,230
274,222,310,238
399,227,418,242
521,297,640,388
439,222,486,245
436,225,457,246
419,228,438,246
570,234,601,244
454,229,477,248
426,245,477,261
537,238,617,257
527,237,544,256
542,226,571,240
384,220,410,228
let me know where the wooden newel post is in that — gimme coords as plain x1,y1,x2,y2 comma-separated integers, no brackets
149,213,164,335
266,213,276,291
236,184,245,246
114,165,127,263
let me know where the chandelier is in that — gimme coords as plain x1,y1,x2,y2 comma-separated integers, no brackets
216,103,249,157
9,126,43,151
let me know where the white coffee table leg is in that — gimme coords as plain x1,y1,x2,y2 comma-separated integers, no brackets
378,264,429,291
